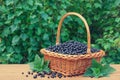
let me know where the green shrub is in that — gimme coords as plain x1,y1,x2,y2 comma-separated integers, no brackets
0,0,120,63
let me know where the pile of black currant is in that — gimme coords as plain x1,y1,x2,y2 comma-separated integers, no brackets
47,40,99,55
22,71,64,79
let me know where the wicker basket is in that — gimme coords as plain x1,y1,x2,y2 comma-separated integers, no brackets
40,12,105,76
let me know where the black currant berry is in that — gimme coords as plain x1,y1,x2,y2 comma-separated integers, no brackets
33,75,37,79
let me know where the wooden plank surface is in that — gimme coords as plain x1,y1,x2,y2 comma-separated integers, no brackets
0,64,120,80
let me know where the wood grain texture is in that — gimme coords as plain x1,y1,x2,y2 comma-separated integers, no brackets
0,64,120,80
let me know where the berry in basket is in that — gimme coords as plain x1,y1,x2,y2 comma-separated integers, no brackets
46,40,100,55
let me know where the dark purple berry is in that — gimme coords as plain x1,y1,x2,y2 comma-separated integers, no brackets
40,74,45,77
64,76,66,78
51,75,55,78
51,72,57,78
28,71,31,74
33,75,37,79
31,73,33,75
46,71,52,75
48,76,50,78
58,73,62,78
26,75,28,77
21,72,24,75
37,72,42,76
43,71,47,74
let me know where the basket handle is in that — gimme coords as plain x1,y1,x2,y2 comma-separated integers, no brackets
56,12,91,54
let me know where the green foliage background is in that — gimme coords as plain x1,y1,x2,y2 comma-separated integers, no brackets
0,0,120,64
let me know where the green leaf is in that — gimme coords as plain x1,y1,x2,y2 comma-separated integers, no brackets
43,34,49,40
5,20,11,24
14,18,21,24
101,64,116,76
114,0,120,6
2,27,11,37
103,43,111,51
41,12,48,21
7,13,15,20
0,46,6,52
34,1,42,7
94,3,102,8
115,18,120,23
6,0,14,6
7,46,14,53
27,0,33,6
15,11,23,17
34,55,41,61
29,54,50,72
83,67,93,77
0,56,7,63
36,28,42,35
43,67,50,73
84,59,115,78
44,60,50,67
114,37,120,48
60,10,67,15
91,59,102,68
12,35,20,45
20,33,28,41
30,17,39,24
10,25,18,33
40,57,44,67
91,68,101,78
86,3,92,8
0,6,8,13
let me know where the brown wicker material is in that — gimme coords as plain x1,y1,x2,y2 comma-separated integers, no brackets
40,12,105,76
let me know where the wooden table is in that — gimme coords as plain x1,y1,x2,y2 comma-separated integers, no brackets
0,64,120,80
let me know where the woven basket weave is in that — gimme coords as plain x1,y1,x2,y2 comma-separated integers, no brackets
40,12,105,76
